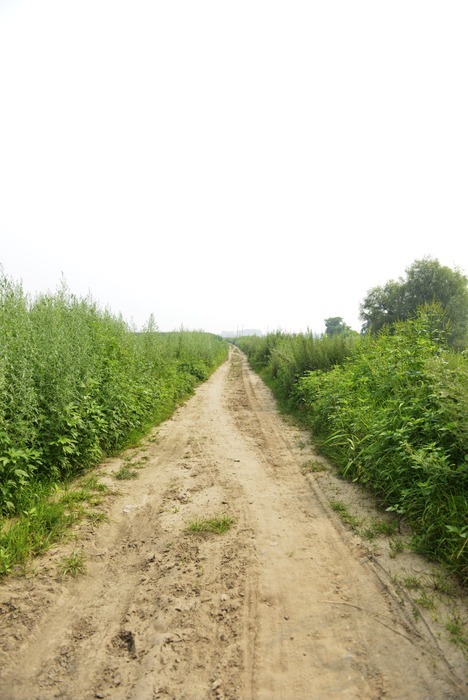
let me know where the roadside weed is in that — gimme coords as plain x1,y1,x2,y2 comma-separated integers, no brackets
445,613,468,652
403,576,423,590
186,516,235,535
361,517,398,541
414,591,436,610
427,572,456,596
114,467,138,481
236,312,468,582
86,511,109,526
57,550,86,578
79,476,110,493
389,538,405,557
301,459,326,473
329,501,361,530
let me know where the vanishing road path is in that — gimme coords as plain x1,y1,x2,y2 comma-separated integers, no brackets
0,347,466,699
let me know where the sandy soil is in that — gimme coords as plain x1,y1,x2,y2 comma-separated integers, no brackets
0,347,466,700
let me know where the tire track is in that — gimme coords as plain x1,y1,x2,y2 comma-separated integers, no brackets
0,347,465,699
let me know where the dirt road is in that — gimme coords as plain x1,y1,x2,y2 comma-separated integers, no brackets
0,348,466,699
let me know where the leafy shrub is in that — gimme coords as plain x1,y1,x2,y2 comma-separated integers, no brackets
235,331,357,404
238,310,467,581
0,269,227,515
297,313,467,581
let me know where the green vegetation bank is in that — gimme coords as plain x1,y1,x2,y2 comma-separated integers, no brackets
236,308,467,583
0,270,227,572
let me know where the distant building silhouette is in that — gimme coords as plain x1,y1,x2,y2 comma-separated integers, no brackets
220,329,262,338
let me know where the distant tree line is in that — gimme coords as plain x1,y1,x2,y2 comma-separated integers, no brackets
325,258,467,348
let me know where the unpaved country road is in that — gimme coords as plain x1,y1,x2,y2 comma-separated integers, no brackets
0,348,466,699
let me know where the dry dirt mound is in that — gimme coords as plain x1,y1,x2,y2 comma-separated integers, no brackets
0,348,466,699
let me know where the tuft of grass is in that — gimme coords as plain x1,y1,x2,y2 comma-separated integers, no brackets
414,591,436,610
58,489,92,505
58,488,104,509
445,613,468,652
0,477,114,577
402,575,423,590
79,476,110,493
427,571,456,596
186,515,235,535
329,501,361,530
57,550,86,578
361,517,398,541
389,537,405,557
301,459,326,473
401,570,457,596
114,467,138,481
86,511,109,526
0,491,76,575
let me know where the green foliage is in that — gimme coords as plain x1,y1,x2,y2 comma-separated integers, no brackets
57,550,86,578
324,317,356,337
297,311,468,581
0,482,77,574
0,472,115,575
0,268,227,516
238,307,467,582
235,330,358,405
329,500,361,529
186,515,235,534
445,612,468,652
360,258,468,348
114,466,138,480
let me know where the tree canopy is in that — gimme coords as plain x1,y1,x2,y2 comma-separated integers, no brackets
324,317,355,337
359,258,468,347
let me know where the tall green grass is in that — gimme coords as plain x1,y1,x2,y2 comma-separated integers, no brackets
236,331,358,404
0,269,227,517
237,311,468,582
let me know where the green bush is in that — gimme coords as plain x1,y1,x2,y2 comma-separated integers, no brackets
235,331,357,404
297,313,467,581
238,311,467,582
0,269,227,515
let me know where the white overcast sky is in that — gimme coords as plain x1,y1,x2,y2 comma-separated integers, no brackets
1,1,467,335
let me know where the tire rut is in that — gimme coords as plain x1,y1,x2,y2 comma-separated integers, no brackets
0,347,466,699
